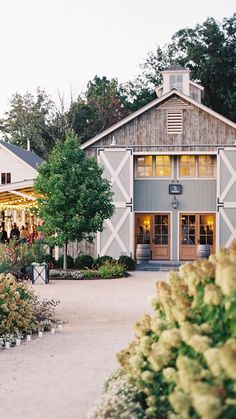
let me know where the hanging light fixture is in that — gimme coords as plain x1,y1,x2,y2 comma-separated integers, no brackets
172,196,178,209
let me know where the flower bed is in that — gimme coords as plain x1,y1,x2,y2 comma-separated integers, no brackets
49,261,128,280
0,272,59,348
90,244,236,419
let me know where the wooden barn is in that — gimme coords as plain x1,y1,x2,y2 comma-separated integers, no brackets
82,65,236,261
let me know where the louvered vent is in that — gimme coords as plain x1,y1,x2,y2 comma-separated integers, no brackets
167,110,182,134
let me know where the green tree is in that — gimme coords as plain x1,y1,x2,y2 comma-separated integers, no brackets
0,88,65,159
124,14,236,121
169,14,236,121
67,76,130,143
34,133,114,270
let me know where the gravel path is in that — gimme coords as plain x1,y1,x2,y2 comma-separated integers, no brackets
0,272,167,419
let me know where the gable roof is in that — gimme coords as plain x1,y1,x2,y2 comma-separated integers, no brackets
81,89,236,150
0,141,43,169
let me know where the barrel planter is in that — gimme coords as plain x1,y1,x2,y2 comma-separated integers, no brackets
136,244,150,264
196,244,211,259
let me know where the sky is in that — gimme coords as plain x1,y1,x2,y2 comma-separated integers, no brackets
0,0,235,116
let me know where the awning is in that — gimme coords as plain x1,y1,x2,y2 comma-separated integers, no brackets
0,180,41,210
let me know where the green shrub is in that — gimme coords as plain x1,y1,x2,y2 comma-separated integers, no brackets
94,255,115,268
114,245,236,418
0,241,49,279
55,255,74,269
98,261,126,278
74,255,94,269
83,269,101,279
118,255,136,271
43,254,56,267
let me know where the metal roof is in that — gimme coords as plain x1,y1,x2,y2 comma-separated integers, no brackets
0,141,43,169
163,65,188,71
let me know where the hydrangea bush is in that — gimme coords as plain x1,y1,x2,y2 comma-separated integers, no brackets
0,272,59,346
93,244,236,419
88,369,147,419
0,272,37,335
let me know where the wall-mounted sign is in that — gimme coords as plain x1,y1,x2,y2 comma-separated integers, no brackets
169,184,182,195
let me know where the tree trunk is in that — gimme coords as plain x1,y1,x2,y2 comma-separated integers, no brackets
63,242,68,271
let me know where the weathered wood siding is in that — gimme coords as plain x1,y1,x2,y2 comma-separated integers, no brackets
85,94,236,156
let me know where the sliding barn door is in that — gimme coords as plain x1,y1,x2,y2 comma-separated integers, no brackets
97,148,134,258
217,148,236,249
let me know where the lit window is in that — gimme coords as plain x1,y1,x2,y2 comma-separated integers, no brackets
198,155,215,177
136,156,153,177
156,156,171,177
179,156,196,177
169,75,183,91
1,173,11,184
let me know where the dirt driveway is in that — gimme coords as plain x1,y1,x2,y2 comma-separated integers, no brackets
0,271,167,419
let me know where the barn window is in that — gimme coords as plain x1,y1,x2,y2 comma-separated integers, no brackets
179,155,216,178
167,110,182,134
155,155,171,177
179,156,196,177
135,156,172,178
198,155,216,177
136,156,153,177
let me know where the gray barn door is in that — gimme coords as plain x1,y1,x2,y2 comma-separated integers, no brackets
217,148,236,248
97,148,133,258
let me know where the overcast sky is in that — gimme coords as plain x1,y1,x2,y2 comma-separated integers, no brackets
0,0,235,116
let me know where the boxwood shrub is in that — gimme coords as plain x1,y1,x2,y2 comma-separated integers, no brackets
74,255,94,269
55,255,74,269
118,255,136,271
94,255,115,268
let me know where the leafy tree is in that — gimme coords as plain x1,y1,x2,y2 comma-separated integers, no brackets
34,133,114,270
0,88,66,159
169,14,236,121
124,14,236,121
67,76,130,143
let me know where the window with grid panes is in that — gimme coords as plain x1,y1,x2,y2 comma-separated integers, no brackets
156,155,171,177
169,75,183,91
198,155,216,177
179,155,196,177
136,156,172,178
136,156,153,177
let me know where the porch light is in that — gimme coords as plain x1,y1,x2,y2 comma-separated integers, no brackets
172,196,178,210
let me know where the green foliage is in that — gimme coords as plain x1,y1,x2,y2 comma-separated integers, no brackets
74,255,94,269
34,133,114,269
82,270,101,279
169,14,236,121
112,245,236,418
129,14,236,121
98,261,127,279
94,255,115,267
0,89,64,159
118,255,136,271
55,255,74,269
0,242,49,278
67,76,130,143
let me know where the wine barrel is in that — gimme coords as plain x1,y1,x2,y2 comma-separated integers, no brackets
136,244,150,264
196,244,211,259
